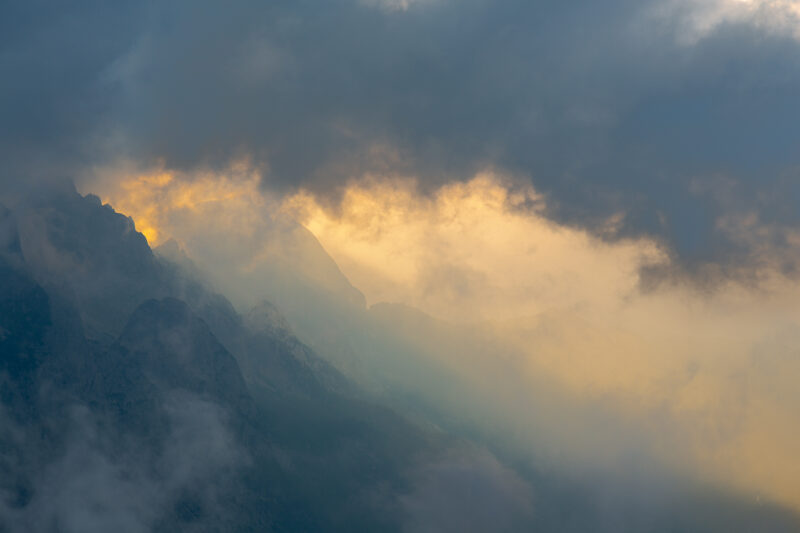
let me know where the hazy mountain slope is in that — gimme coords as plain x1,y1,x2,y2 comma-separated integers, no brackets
0,186,434,532
253,291,800,532
1,186,799,532
114,298,252,412
0,260,262,530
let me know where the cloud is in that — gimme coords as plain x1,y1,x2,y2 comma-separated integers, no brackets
650,0,800,44
3,0,800,276
82,162,365,310
294,174,800,510
0,1,144,186
360,0,436,12
88,165,800,512
284,172,666,321
0,394,246,532
4,0,800,520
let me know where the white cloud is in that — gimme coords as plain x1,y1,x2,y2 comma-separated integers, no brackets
649,0,800,44
359,0,436,12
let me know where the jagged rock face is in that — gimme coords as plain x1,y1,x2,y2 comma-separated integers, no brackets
5,188,353,405
114,298,251,412
2,187,359,417
0,261,50,370
241,300,351,398
12,187,165,341
0,259,52,436
0,193,255,530
0,188,425,532
0,283,264,531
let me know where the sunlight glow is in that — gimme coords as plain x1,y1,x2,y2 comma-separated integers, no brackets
87,165,800,511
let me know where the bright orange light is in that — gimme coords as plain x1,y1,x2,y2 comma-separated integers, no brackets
91,164,265,247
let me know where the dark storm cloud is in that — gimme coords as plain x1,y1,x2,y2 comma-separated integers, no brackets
0,0,144,186
2,0,800,270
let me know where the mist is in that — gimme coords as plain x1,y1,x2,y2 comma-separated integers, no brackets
4,0,800,529
83,163,800,523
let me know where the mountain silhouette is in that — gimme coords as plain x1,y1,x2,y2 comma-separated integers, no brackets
0,185,428,532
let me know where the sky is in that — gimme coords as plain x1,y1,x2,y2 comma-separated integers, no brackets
3,0,800,274
3,0,800,520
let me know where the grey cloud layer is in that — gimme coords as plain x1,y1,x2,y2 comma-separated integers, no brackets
2,0,800,269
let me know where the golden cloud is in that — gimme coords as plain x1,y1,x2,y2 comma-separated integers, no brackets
85,164,800,511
